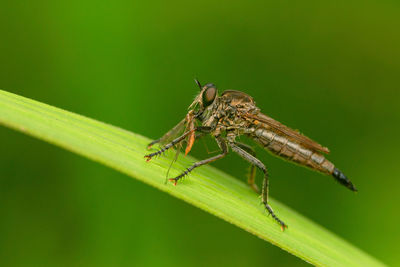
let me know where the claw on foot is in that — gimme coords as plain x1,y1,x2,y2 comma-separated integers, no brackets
264,203,287,231
168,178,178,186
144,155,152,162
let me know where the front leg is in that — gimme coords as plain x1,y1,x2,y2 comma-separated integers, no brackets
145,131,191,161
147,138,161,150
145,126,212,161
230,142,287,230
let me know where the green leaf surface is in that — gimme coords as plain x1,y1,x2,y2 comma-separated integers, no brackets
0,90,384,266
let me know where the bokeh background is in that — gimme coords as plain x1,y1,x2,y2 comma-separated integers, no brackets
1,0,399,266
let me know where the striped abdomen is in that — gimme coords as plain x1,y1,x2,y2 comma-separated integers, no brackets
252,127,335,175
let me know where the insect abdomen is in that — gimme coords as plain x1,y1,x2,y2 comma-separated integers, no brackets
253,128,334,174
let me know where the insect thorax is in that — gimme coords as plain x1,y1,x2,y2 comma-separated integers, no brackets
200,94,259,138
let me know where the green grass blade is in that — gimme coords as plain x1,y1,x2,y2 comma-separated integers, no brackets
0,89,384,266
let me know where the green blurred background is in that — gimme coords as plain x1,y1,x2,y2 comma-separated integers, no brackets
1,0,399,266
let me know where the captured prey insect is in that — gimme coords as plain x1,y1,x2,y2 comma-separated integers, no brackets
145,80,357,230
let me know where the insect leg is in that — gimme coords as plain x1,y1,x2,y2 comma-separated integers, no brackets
230,143,287,230
145,126,212,161
235,142,259,193
169,136,228,185
147,138,161,149
145,131,191,161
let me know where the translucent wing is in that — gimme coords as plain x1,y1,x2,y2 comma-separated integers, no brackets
243,113,330,154
158,118,186,182
159,118,186,145
165,142,182,183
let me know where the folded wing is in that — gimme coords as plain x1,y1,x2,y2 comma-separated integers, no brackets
243,113,330,154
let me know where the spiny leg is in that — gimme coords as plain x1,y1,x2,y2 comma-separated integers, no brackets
145,131,191,161
147,138,161,149
230,143,287,230
235,142,259,193
169,136,228,185
145,126,212,161
165,132,208,181
149,132,206,152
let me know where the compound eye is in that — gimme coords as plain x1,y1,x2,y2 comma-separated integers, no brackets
203,87,216,106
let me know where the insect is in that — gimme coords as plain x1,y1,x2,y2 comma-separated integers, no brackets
145,80,357,230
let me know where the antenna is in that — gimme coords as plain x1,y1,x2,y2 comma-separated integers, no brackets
194,78,202,90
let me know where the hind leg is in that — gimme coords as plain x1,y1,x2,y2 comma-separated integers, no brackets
230,142,287,230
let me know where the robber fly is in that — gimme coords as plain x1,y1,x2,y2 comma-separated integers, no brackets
145,80,357,230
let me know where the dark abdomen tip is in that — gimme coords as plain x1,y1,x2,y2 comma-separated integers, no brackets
332,168,358,192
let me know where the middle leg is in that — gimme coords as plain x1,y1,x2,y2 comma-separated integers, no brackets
169,136,228,185
235,142,259,193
